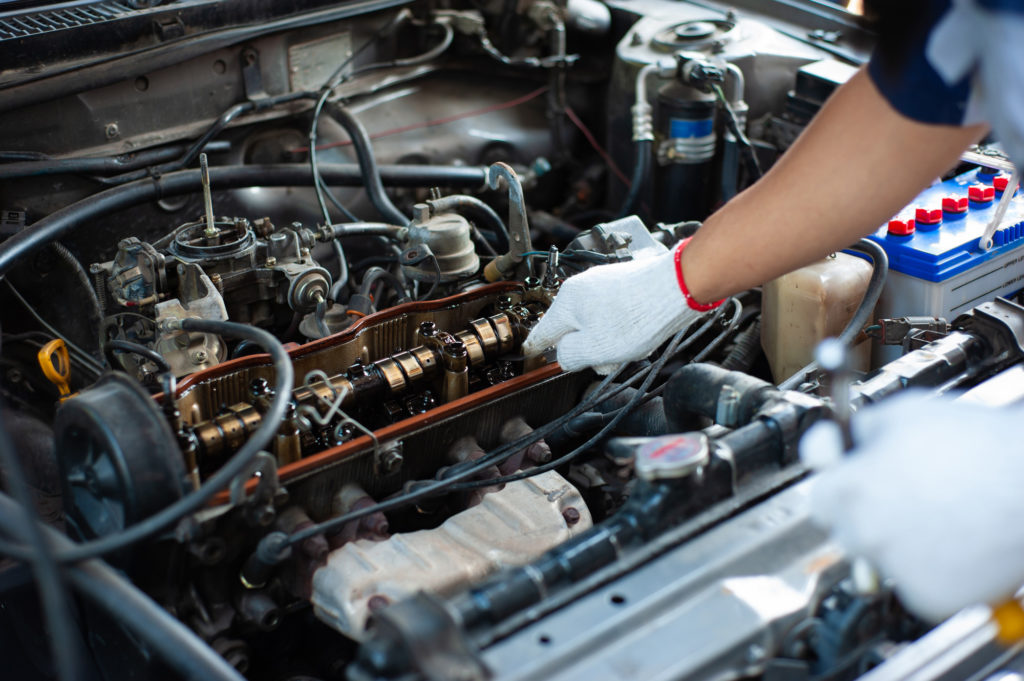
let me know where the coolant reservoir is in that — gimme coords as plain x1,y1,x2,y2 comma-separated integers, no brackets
761,252,874,384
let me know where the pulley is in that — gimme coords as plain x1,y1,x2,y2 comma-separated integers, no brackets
54,372,188,549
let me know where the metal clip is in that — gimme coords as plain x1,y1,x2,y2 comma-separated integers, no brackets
241,46,269,102
298,369,380,461
979,165,1020,251
229,451,279,507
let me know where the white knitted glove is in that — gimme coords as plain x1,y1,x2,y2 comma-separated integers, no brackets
800,391,1024,622
522,247,706,374
926,1,1024,169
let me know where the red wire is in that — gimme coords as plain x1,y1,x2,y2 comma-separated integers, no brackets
564,105,631,189
293,89,634,197
294,86,550,153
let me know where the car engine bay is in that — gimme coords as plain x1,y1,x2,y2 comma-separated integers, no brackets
3,1,1024,680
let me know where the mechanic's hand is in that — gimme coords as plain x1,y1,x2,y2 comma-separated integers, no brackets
800,391,1024,622
928,2,1024,170
522,248,705,374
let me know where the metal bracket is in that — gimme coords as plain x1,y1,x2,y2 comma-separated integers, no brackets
355,592,489,681
486,162,531,257
229,451,280,507
483,163,534,281
153,16,185,41
979,165,1020,251
241,46,269,102
954,297,1024,371
297,369,382,462
568,215,667,262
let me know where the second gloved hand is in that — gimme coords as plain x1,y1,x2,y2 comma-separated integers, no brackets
801,391,1024,622
522,245,711,374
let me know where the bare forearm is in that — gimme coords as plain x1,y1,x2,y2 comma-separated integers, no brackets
682,67,987,303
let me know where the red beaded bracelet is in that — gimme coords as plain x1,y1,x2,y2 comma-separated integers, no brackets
673,238,725,312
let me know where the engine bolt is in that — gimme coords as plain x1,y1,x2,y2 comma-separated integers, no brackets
412,203,431,222
191,350,208,365
379,448,404,474
105,123,120,139
255,504,276,527
189,538,227,565
562,507,581,526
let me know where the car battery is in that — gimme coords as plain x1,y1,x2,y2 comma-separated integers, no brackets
867,166,1024,364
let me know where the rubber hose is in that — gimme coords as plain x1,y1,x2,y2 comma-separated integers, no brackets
593,386,667,436
427,195,510,250
358,266,410,303
777,238,889,391
0,421,85,681
330,222,406,239
838,239,888,346
720,96,762,180
49,318,293,563
104,339,172,374
719,319,762,372
663,363,779,431
618,139,650,218
545,392,668,448
0,141,233,180
331,239,349,301
0,492,246,681
0,163,488,279
49,241,103,363
326,104,409,225
50,242,102,327
230,339,262,359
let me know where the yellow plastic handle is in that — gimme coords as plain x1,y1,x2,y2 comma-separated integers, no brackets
37,338,71,398
993,599,1024,646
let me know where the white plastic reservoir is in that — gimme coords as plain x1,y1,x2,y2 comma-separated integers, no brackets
761,252,873,384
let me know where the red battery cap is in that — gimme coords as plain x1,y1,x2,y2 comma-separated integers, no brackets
969,185,995,203
942,196,969,213
888,218,916,236
994,176,1016,193
915,208,942,225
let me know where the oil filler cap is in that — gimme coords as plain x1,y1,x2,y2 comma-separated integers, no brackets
635,433,709,481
